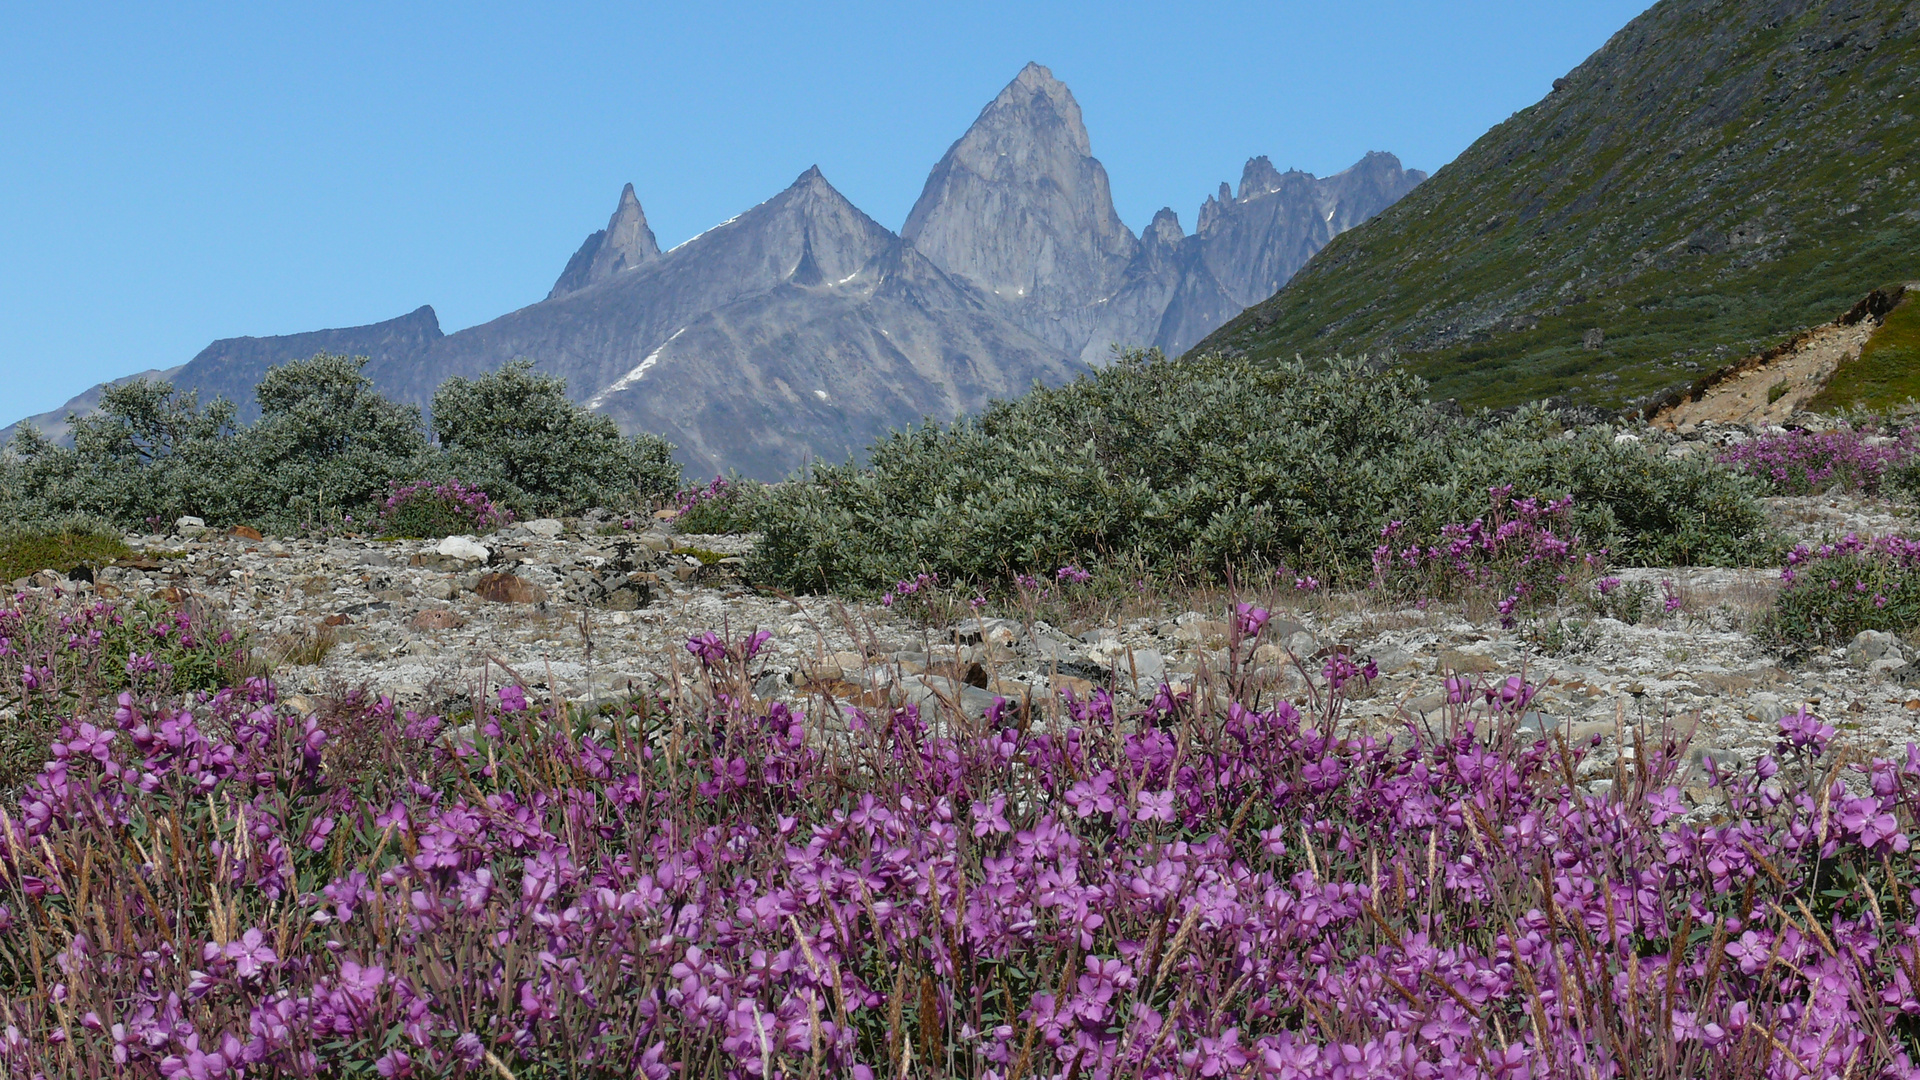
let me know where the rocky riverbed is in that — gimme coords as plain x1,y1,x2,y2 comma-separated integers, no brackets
5,472,1916,804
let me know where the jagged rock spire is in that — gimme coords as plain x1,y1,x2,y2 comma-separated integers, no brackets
548,183,662,299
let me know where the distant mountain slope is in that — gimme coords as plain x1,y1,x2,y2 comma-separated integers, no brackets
0,364,184,448
1196,0,1920,412
0,306,443,448
414,169,1080,479
1097,152,1425,360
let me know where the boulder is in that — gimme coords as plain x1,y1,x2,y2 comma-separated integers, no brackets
435,535,491,563
474,573,547,605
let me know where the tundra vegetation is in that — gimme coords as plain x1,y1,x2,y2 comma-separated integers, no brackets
13,348,1920,1073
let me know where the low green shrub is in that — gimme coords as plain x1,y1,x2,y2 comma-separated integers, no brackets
0,355,683,533
753,350,1775,595
432,361,680,517
0,520,129,583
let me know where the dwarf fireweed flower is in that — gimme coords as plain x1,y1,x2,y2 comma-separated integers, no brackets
12,606,1920,1078
1716,424,1919,496
1234,603,1270,638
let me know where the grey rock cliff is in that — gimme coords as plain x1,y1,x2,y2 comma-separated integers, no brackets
379,168,1082,480
548,183,662,300
1097,152,1426,359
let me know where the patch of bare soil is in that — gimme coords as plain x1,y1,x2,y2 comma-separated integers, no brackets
1652,319,1877,429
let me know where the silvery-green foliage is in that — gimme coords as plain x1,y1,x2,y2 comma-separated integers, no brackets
0,355,682,531
754,350,1773,594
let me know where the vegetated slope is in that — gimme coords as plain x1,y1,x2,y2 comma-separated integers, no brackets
1195,0,1920,412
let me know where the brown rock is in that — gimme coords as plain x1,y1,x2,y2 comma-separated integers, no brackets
410,610,467,631
1437,649,1499,674
322,613,351,627
475,572,548,605
1051,674,1096,699
229,525,264,540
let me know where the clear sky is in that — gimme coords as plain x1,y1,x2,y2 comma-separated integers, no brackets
1,1,1651,420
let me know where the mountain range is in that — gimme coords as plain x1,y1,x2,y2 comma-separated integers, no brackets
3,64,1422,479
1197,0,1920,412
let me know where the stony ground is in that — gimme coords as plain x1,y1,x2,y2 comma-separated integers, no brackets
12,426,1920,804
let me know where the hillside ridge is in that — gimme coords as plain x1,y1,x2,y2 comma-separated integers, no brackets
1196,0,1920,413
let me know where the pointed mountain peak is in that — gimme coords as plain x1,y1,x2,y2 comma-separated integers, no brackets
967,62,1090,157
783,165,855,207
549,183,662,300
1145,208,1184,247
901,64,1134,352
1238,156,1286,200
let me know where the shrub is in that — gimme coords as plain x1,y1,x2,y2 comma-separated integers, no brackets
377,478,513,538
237,353,433,527
1763,534,1920,648
0,355,684,533
10,622,1920,1074
754,351,1773,595
1716,425,1916,496
0,380,244,526
432,360,681,516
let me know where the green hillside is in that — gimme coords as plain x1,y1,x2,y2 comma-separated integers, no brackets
1810,286,1920,411
1195,0,1920,412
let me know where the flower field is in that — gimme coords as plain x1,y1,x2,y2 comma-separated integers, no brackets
7,600,1920,1078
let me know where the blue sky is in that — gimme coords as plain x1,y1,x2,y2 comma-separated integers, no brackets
0,1,1651,419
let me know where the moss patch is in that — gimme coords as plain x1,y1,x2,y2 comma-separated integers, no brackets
1809,292,1920,413
0,528,131,583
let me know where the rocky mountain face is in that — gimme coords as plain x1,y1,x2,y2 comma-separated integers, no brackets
9,65,1423,479
902,63,1140,356
1092,151,1427,359
0,306,445,448
1197,0,1920,413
